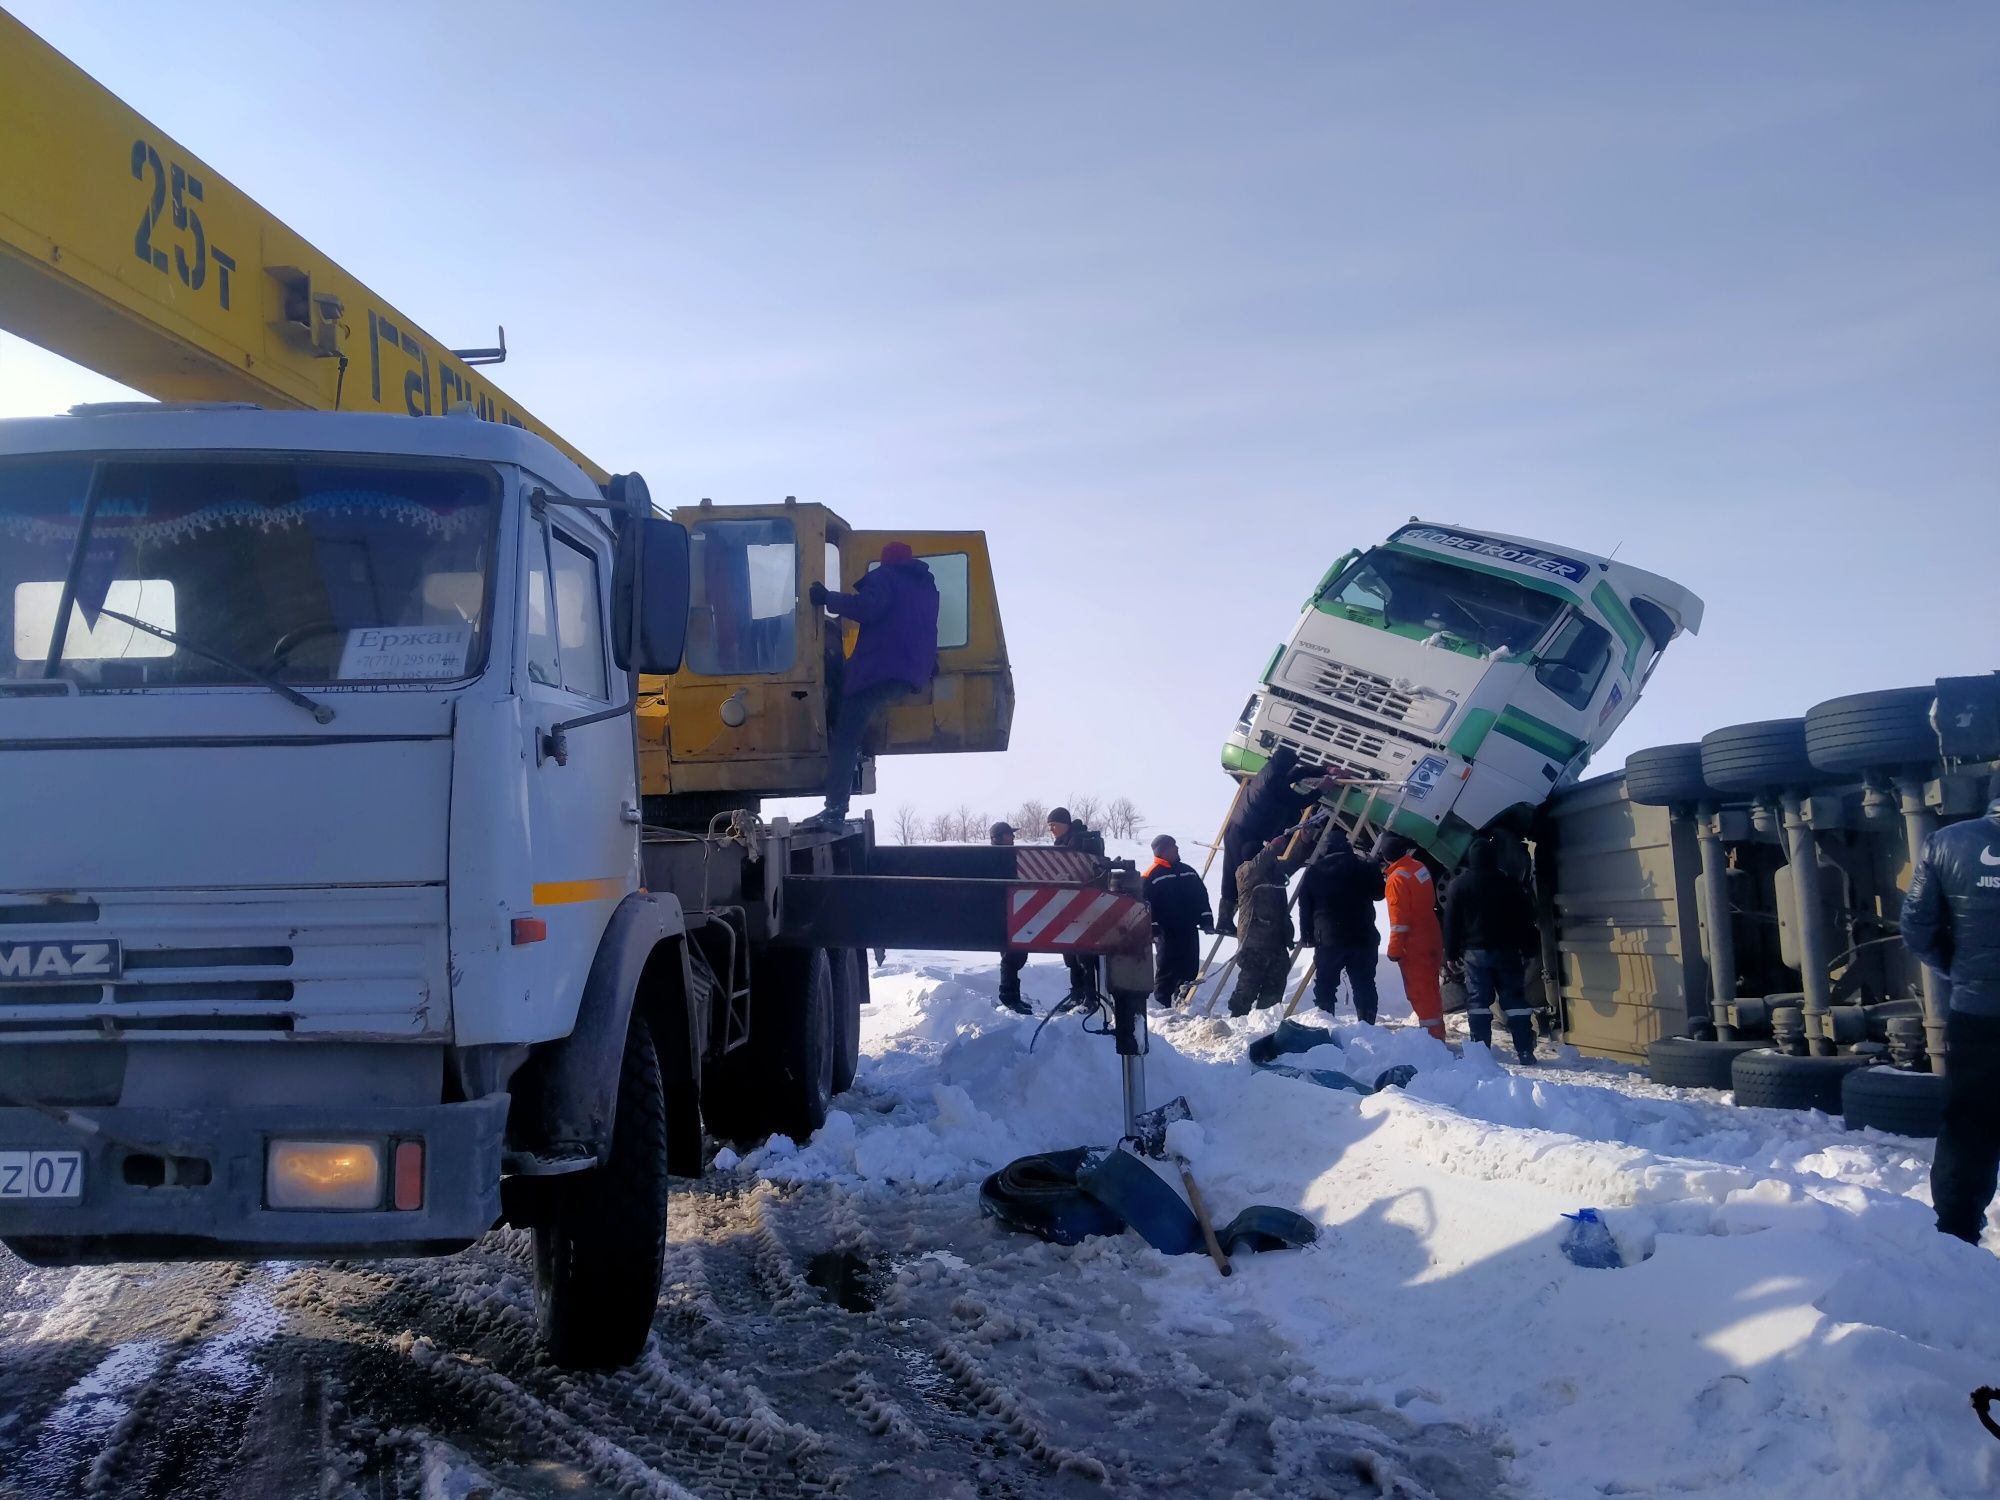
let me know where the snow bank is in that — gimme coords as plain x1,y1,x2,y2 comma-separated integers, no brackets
730,914,2000,1497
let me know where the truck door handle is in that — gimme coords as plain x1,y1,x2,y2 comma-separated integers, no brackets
621,801,643,826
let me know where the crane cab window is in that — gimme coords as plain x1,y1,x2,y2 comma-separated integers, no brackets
866,551,969,649
687,518,797,676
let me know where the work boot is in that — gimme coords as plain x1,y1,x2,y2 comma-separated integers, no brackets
797,807,846,832
1506,1014,1538,1065
1467,1014,1494,1049
996,991,1033,1017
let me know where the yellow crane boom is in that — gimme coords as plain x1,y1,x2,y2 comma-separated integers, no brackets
0,9,603,482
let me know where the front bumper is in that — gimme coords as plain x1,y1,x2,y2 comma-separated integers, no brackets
0,1095,506,1262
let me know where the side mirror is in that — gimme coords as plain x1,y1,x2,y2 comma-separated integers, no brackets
613,517,690,675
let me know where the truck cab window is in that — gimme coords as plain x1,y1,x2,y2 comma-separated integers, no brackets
686,518,797,676
550,530,609,700
523,524,562,689
1,456,499,689
1534,613,1613,710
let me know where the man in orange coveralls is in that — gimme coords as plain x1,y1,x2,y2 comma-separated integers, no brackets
1380,835,1446,1040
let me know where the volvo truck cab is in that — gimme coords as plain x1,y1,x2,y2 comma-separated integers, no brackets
1225,520,1703,865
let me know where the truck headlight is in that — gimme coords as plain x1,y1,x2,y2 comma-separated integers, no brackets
266,1139,384,1210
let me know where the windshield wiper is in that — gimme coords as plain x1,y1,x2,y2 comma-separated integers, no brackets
96,607,336,724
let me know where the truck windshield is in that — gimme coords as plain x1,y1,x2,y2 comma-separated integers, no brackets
1317,546,1565,656
2,455,498,690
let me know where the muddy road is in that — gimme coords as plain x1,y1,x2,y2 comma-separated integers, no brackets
0,1173,1509,1500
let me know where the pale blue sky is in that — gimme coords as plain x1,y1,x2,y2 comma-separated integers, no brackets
4,2,1995,842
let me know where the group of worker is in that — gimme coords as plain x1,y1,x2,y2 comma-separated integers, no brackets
1212,810,1541,1063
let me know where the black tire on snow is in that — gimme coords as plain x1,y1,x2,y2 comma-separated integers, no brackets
1841,1064,1945,1139
830,948,866,1095
1647,1035,1764,1089
1624,744,1719,808
1804,686,1941,776
703,947,834,1147
534,1015,669,1370
1699,720,1823,796
1729,1047,1874,1113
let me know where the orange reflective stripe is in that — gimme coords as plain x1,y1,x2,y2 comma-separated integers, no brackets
531,878,625,906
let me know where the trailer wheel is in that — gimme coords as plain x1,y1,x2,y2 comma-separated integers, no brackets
1647,1035,1763,1089
534,1015,668,1370
1699,719,1823,796
1624,744,1718,808
1804,686,1940,775
830,948,866,1096
1728,1047,1873,1113
1841,1065,1945,1138
704,948,834,1147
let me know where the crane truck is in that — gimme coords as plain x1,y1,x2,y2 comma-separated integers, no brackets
0,11,1155,1369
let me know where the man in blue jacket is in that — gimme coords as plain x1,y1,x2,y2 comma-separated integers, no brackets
1900,769,2000,1245
804,543,940,828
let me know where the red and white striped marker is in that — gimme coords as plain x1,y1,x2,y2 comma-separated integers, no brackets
1013,848,1102,884
1006,885,1150,953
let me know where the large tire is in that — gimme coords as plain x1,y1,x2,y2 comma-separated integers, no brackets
1624,744,1719,808
1804,686,1940,776
979,1149,1126,1245
1841,1065,1945,1138
830,948,866,1095
1699,719,1822,796
703,948,834,1147
1647,1035,1763,1089
534,1016,669,1370
1729,1047,1874,1113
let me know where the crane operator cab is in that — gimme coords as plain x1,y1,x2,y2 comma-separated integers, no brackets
634,499,1013,820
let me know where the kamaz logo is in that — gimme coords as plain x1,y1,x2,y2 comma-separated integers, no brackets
0,941,122,983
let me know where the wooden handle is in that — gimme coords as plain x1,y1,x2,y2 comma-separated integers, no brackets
1179,1164,1233,1277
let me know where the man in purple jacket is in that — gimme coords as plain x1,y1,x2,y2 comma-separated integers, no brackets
802,542,940,828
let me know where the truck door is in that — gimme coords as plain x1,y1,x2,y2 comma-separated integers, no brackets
518,502,639,1032
841,531,1013,755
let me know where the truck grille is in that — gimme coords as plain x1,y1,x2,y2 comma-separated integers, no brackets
1283,704,1390,763
1281,656,1418,724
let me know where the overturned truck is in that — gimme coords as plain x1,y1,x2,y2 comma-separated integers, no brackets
1539,674,2000,1137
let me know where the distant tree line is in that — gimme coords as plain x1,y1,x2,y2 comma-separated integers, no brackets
890,796,1147,844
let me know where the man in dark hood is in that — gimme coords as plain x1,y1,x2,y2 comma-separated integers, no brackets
1901,768,2000,1244
1296,826,1387,1023
804,542,940,828
1443,836,1540,1063
1215,746,1315,937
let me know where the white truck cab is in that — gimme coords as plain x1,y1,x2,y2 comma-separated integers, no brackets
0,404,696,1364
1225,521,1703,864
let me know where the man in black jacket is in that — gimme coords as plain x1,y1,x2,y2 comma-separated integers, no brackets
1900,769,2000,1245
1215,747,1314,938
1047,807,1106,1001
1443,837,1540,1063
1296,827,1386,1023
1142,834,1213,1007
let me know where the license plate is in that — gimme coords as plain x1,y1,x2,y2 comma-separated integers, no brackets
0,940,122,985
0,1151,84,1201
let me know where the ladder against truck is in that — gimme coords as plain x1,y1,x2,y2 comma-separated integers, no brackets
1225,520,1703,867
0,11,1093,1370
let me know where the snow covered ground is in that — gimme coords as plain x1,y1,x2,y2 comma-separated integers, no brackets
727,845,2000,1499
